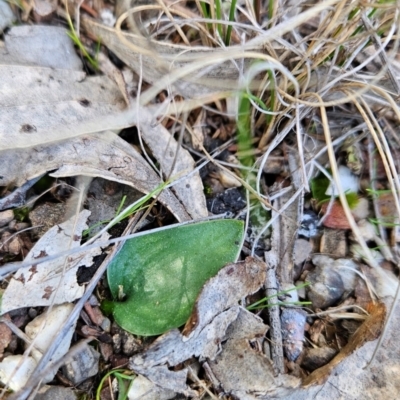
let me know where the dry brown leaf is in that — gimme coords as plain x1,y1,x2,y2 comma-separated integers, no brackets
1,131,191,222
0,56,206,219
209,339,298,399
0,210,107,314
302,302,386,387
0,65,126,151
182,257,267,338
207,308,300,399
137,107,207,219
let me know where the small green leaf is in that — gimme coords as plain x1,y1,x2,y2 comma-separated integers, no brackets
310,175,330,203
106,220,244,336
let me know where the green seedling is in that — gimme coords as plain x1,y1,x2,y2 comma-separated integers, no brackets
84,180,170,244
83,195,129,237
237,92,255,169
65,11,99,70
366,188,398,198
96,369,135,400
368,218,400,228
13,207,30,222
199,0,238,45
247,282,311,311
225,0,238,45
310,174,359,209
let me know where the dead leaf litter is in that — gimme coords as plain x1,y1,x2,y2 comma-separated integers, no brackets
1,1,400,399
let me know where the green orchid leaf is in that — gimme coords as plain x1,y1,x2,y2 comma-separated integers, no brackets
106,219,244,336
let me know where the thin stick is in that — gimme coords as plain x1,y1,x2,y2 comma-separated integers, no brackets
264,263,284,375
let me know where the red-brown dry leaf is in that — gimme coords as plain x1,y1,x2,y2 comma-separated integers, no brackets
321,201,351,230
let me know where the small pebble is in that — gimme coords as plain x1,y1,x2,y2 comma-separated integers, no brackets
307,266,344,309
0,210,13,228
301,346,337,371
89,295,100,307
8,237,21,255
281,308,306,362
101,317,111,333
62,342,100,385
35,385,77,400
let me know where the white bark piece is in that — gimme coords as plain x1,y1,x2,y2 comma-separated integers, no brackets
25,303,77,381
0,65,126,151
0,210,107,314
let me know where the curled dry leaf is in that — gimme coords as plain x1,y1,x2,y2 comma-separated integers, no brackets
136,107,207,219
1,131,191,222
0,210,108,314
182,257,267,338
302,302,386,387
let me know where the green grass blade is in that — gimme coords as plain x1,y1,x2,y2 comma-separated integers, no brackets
225,0,237,46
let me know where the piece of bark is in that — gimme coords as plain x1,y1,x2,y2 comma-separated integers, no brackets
319,228,347,257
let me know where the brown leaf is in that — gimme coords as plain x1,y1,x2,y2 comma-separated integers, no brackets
302,302,386,387
2,132,190,222
182,257,267,338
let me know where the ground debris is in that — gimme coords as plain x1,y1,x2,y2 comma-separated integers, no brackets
0,210,108,313
129,258,270,397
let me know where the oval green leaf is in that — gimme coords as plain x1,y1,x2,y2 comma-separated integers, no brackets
106,219,244,336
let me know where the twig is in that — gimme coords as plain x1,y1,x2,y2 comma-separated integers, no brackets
263,264,284,375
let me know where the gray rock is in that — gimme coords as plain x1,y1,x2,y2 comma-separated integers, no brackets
307,263,345,309
4,26,82,70
0,210,13,228
281,308,307,361
35,385,77,400
62,343,100,385
301,346,338,371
